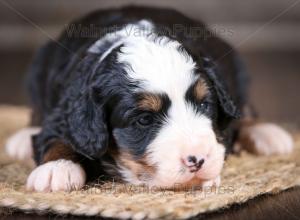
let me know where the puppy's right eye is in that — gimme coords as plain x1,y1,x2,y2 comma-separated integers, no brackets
136,114,154,127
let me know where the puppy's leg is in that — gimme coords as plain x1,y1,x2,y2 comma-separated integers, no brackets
26,141,86,192
5,127,41,161
236,120,294,156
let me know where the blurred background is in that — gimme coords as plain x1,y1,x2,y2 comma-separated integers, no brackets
0,0,299,126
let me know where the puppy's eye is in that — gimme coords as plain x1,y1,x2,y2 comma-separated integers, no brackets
200,101,209,111
136,114,154,126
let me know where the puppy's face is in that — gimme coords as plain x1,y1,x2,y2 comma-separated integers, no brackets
92,37,228,188
109,82,224,187
76,23,238,187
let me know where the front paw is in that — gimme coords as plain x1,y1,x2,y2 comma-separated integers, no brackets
26,159,86,192
5,127,41,161
238,123,294,156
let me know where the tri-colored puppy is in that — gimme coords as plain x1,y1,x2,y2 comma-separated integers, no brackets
5,6,293,192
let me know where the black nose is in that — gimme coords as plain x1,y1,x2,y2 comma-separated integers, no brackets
187,155,205,172
187,155,197,164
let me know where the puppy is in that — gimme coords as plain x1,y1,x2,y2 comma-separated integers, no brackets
5,6,293,192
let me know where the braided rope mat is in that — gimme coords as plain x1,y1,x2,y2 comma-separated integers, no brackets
0,106,299,219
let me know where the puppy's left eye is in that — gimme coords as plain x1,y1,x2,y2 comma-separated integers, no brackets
136,114,154,126
200,101,209,110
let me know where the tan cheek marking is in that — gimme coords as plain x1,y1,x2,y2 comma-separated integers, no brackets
118,152,156,181
138,93,162,112
194,79,208,101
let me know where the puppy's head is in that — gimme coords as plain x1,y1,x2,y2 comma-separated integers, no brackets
68,21,239,187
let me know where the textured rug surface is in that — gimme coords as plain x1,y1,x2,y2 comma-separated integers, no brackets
0,105,299,219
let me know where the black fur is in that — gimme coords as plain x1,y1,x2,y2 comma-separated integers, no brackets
27,6,248,181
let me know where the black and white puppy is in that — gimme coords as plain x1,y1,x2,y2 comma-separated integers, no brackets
5,6,293,192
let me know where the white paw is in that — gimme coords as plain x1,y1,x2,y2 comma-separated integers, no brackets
5,127,41,160
240,123,294,156
201,176,221,188
26,159,86,192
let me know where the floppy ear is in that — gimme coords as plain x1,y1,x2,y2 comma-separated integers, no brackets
70,33,121,158
203,58,240,129
67,87,109,159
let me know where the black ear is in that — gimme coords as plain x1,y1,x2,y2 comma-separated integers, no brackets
203,58,240,129
67,87,109,159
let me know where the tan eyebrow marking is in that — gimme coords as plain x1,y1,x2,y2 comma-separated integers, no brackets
137,93,162,112
194,79,208,101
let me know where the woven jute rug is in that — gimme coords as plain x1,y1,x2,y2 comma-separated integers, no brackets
0,105,299,219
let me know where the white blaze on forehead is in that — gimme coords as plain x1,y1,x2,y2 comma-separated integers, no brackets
117,33,197,100
88,20,154,62
89,19,198,100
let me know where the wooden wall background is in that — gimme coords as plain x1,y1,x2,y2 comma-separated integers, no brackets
0,0,299,125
